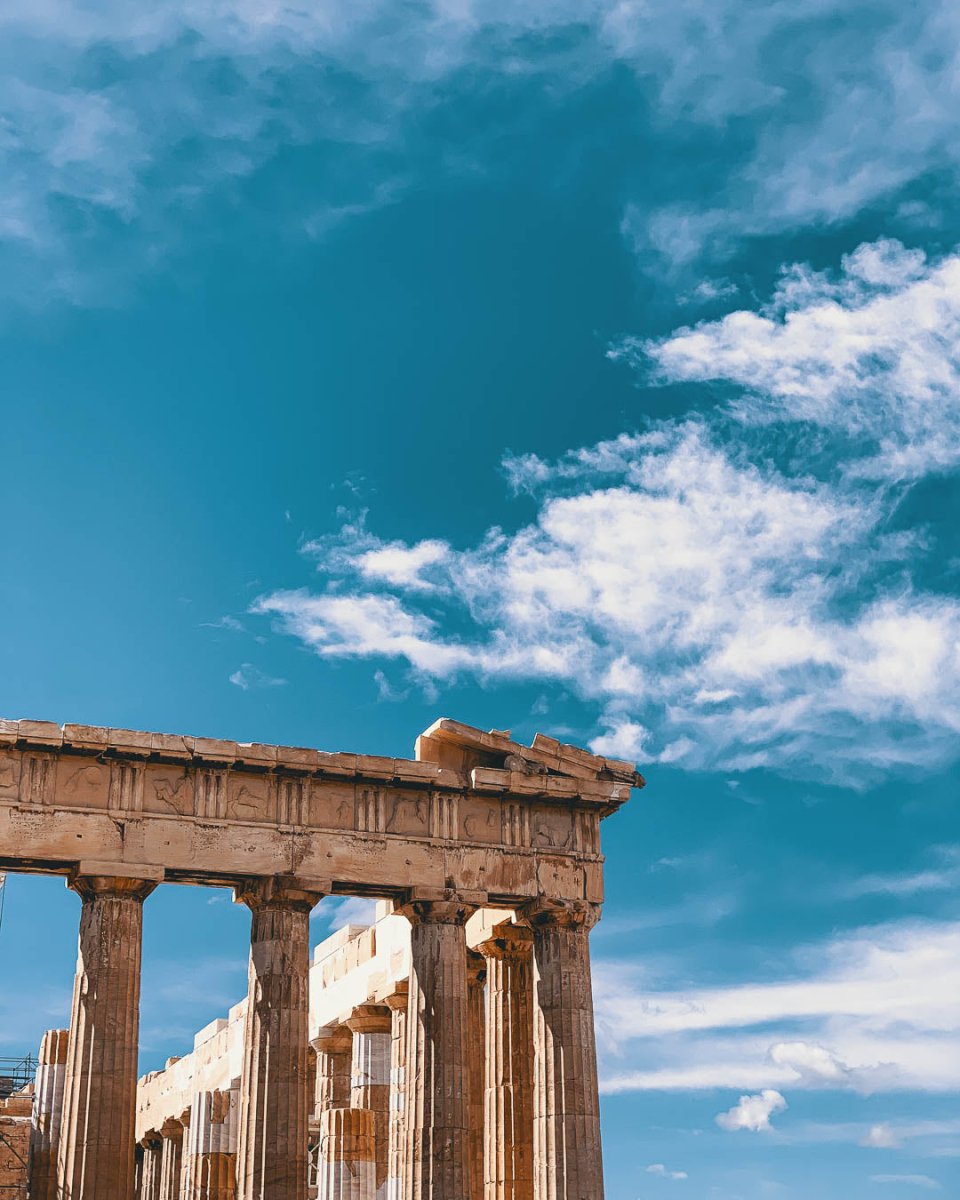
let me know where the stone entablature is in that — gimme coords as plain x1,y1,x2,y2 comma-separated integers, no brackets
0,718,641,904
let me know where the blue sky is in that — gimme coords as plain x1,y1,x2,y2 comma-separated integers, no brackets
1,2,959,1196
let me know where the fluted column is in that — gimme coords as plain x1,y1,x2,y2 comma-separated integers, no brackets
383,986,408,1200
234,875,327,1200
466,952,486,1200
159,1116,186,1200
57,870,159,1200
311,1025,353,1118
477,925,534,1200
347,1004,392,1200
141,1132,164,1200
30,1027,69,1200
316,1109,375,1200
186,1088,238,1199
521,900,603,1200
397,890,480,1200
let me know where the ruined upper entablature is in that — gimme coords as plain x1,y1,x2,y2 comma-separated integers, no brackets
0,715,643,905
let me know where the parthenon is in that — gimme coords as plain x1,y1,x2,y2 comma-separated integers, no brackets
0,714,643,1199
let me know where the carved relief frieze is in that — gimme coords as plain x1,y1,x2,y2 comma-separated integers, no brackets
227,773,273,822
309,782,356,831
382,790,431,838
530,806,573,851
460,797,502,845
57,759,109,809
143,766,194,816
0,751,22,801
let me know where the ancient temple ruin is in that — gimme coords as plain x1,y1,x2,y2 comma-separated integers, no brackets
0,715,643,1199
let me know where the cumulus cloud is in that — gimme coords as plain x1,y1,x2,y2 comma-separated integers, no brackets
595,920,960,1096
716,1090,788,1133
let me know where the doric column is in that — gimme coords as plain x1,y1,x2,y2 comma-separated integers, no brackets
316,1108,375,1200
30,1027,69,1200
158,1116,186,1200
476,925,534,1200
141,1131,164,1200
234,875,328,1200
520,900,603,1200
186,1088,238,1199
383,985,408,1200
311,1025,353,1118
57,868,159,1200
347,1004,392,1200
397,890,481,1200
466,952,486,1200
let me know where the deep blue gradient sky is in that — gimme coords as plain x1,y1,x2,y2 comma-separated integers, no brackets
2,3,959,1197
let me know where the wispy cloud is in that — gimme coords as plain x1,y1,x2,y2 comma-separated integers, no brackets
646,1162,688,1180
594,919,960,1096
228,663,287,691
870,1176,941,1191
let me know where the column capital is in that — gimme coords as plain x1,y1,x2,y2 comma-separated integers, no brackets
160,1118,183,1140
345,1003,392,1035
395,886,485,925
233,873,329,912
519,897,601,931
140,1129,162,1148
310,1023,353,1055
67,867,160,902
466,948,487,990
381,981,409,1013
477,920,534,961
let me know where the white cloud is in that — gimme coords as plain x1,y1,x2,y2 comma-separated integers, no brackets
870,1176,941,1191
861,1125,903,1149
315,895,379,931
1,0,958,301
228,663,286,691
595,920,960,1096
716,1090,787,1133
636,240,960,480
257,408,960,782
646,1163,688,1180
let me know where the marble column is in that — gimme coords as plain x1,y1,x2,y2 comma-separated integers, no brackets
477,925,534,1200
142,1132,164,1200
140,1132,165,1200
57,869,159,1200
186,1088,238,1199
234,875,327,1200
347,1004,392,1200
521,900,603,1200
311,1025,353,1118
316,1108,375,1200
397,891,480,1200
30,1027,69,1200
383,986,408,1200
466,952,487,1200
158,1116,186,1200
